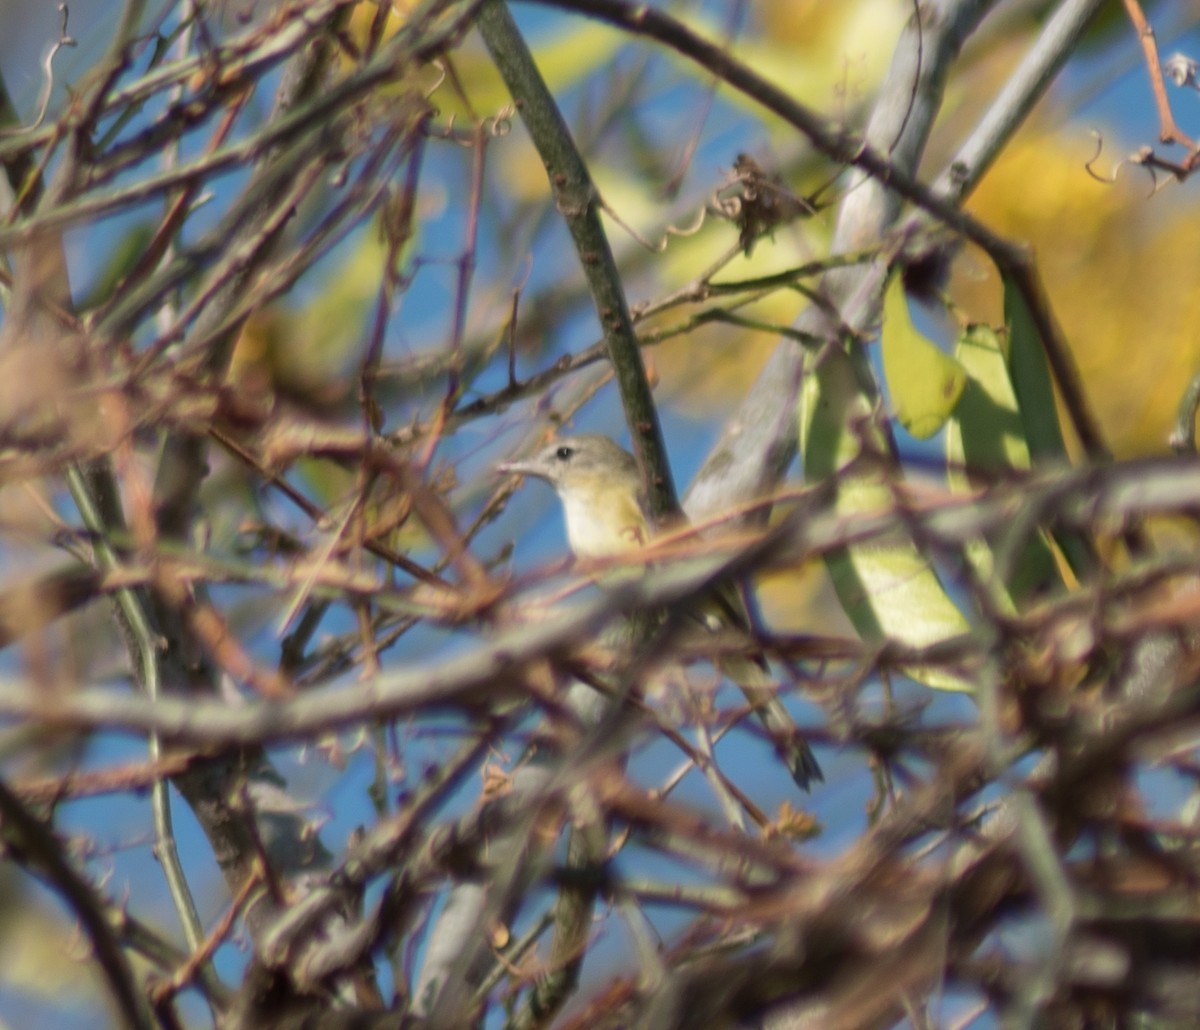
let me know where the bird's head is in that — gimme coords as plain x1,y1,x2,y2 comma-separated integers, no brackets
499,435,648,558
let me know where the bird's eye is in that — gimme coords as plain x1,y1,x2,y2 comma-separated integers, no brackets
554,446,574,461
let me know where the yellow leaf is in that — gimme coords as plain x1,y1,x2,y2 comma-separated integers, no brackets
946,323,1030,482
954,128,1200,458
881,271,967,438
800,336,973,692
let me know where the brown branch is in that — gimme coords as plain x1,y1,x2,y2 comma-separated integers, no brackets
13,752,204,804
0,779,154,1029
1121,0,1199,160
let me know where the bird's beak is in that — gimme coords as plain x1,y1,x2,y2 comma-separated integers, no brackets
497,458,538,478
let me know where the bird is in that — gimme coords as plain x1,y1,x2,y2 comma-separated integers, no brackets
499,433,822,791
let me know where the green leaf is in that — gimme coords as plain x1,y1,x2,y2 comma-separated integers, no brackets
946,324,1029,478
1002,275,1095,579
880,270,967,439
800,329,972,692
1002,274,1067,463
946,324,1059,605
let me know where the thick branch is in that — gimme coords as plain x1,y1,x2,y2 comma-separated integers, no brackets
477,0,677,521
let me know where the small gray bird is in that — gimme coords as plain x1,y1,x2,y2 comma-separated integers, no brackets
501,434,822,791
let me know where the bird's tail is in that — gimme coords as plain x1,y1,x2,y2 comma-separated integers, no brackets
722,654,823,792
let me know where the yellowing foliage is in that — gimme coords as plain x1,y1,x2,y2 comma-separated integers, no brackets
955,129,1200,457
750,0,907,114
880,271,967,439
